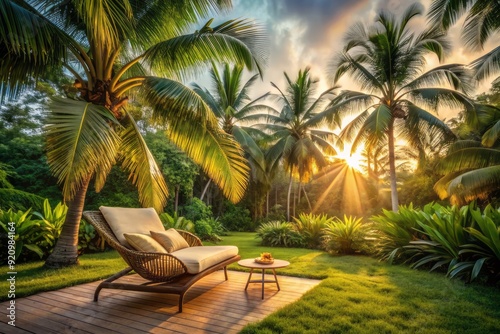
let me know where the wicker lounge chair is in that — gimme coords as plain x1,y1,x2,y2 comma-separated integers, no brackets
82,211,241,312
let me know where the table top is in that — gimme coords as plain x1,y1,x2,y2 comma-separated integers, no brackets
238,258,290,269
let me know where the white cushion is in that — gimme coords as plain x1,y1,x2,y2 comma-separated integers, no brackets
171,246,238,274
150,229,189,253
99,206,164,248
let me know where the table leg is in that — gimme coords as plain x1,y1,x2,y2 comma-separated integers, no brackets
272,269,280,291
261,269,265,299
245,269,254,290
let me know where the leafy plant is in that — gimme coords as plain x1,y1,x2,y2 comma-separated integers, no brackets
159,212,194,233
322,216,372,254
450,205,500,282
33,199,68,252
78,219,106,255
371,204,427,263
0,208,46,261
293,213,333,249
181,198,213,223
219,203,253,232
195,217,226,242
404,204,469,273
256,221,303,247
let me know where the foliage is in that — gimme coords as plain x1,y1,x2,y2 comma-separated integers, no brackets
219,202,254,232
256,221,303,247
194,217,225,242
322,215,372,254
371,203,428,263
78,219,106,255
33,199,68,252
450,205,500,282
159,212,194,233
372,202,500,282
293,213,333,249
0,208,45,261
181,197,213,222
404,205,470,273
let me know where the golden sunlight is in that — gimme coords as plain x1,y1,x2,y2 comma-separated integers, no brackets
333,150,364,173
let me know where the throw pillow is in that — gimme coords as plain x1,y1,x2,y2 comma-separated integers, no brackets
150,229,190,253
123,233,167,253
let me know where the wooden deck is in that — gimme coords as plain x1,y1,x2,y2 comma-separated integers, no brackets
0,270,320,334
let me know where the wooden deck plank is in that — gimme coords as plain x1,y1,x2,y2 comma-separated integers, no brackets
0,271,321,334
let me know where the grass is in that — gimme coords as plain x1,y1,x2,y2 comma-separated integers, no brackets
2,232,500,333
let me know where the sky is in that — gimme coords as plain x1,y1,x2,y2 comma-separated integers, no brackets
207,0,500,120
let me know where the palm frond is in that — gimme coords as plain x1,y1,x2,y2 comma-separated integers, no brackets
427,0,470,30
437,147,500,173
143,18,266,81
470,46,500,81
142,76,217,128
45,98,121,201
462,0,500,50
482,120,500,147
167,120,249,203
119,112,168,211
0,0,70,100
447,166,500,203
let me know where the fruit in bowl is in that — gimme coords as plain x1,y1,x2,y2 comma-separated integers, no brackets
255,252,274,264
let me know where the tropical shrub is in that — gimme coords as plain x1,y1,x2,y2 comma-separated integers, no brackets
181,198,213,222
372,202,500,282
159,212,194,233
78,219,106,254
450,205,500,282
33,199,67,254
194,218,224,242
404,204,469,273
0,208,46,261
322,216,372,254
219,203,253,231
371,204,429,263
256,221,303,247
293,213,333,249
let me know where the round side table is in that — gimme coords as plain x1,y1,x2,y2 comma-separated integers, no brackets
237,258,290,299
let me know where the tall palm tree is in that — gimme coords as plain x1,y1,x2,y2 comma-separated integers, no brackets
428,0,500,80
192,63,270,200
261,67,338,220
328,3,472,211
1,0,265,267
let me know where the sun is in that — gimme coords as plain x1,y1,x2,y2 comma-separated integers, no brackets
334,150,364,172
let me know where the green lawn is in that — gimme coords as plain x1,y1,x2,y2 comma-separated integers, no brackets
2,232,500,333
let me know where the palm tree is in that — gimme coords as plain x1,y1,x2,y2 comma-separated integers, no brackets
192,63,270,201
428,0,500,80
261,67,338,220
1,0,265,268
328,3,472,211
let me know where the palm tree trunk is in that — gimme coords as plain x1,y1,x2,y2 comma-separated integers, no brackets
200,179,211,202
287,174,293,221
44,176,91,268
388,119,399,211
174,185,180,214
266,190,269,217
302,186,312,211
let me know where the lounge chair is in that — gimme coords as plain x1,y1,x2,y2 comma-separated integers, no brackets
82,209,240,312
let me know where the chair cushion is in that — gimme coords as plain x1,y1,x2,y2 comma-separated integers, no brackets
171,246,239,274
99,206,164,248
150,229,189,253
123,233,167,253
